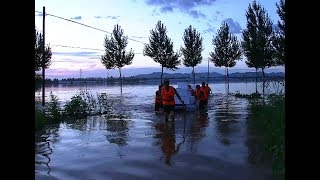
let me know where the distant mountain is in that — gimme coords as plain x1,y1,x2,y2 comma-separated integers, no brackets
46,65,285,80
132,71,284,79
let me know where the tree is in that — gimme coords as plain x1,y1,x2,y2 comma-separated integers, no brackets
272,0,285,66
35,27,52,72
143,20,180,84
101,24,134,92
181,25,204,85
242,0,274,80
209,22,241,81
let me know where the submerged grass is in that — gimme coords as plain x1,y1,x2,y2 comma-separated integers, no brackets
248,94,285,180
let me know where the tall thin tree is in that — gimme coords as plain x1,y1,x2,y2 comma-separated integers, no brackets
242,0,274,81
181,25,204,85
209,22,241,82
101,24,134,93
35,27,52,72
272,0,285,66
143,20,180,84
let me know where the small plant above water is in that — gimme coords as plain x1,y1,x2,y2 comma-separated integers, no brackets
36,89,113,132
233,91,262,99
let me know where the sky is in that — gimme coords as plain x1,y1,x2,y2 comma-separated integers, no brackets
35,0,284,79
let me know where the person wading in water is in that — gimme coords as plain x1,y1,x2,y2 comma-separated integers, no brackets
161,79,184,122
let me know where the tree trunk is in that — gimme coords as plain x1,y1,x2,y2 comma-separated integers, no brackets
161,66,164,84
255,68,258,93
262,68,265,99
192,67,195,85
119,68,122,94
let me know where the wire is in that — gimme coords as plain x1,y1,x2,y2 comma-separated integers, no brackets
35,11,147,45
51,44,142,54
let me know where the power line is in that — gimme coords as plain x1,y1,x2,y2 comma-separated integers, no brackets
51,44,142,54
35,10,147,45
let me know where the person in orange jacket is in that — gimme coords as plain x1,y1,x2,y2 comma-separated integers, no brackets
155,84,163,113
161,79,184,122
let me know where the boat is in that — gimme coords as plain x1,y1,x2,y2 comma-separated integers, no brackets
174,82,196,111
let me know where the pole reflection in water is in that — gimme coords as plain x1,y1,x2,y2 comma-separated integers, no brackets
35,125,60,175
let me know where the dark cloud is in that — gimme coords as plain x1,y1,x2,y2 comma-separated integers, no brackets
188,10,206,18
94,16,101,19
53,51,100,57
145,0,216,19
216,10,221,14
35,12,43,16
160,6,173,13
223,18,242,34
70,16,82,20
178,22,182,24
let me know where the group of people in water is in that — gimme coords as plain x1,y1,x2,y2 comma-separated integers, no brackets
154,79,212,122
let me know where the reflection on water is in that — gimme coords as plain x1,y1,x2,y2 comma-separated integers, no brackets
35,82,280,179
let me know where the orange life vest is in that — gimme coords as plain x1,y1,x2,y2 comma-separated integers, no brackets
201,86,209,99
161,86,175,106
196,88,206,101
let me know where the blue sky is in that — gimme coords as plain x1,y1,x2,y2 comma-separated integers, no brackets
35,0,284,79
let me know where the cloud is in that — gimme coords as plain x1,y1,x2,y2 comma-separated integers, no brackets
52,51,101,57
203,28,215,34
223,18,242,34
132,36,145,39
35,12,43,16
70,16,82,20
145,0,217,19
188,10,206,18
145,0,217,11
94,16,120,20
160,6,173,13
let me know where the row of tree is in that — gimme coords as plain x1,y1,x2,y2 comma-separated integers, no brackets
101,0,285,84
35,0,285,86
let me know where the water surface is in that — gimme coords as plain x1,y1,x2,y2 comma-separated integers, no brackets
35,81,282,179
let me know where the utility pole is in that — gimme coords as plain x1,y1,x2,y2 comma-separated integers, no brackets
42,6,46,107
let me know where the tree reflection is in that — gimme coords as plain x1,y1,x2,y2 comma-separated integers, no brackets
187,110,209,152
214,94,240,145
105,118,130,147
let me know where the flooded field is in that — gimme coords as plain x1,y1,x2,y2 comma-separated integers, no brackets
35,81,282,179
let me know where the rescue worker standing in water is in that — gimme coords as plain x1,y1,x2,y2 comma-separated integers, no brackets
161,79,184,122
155,84,163,113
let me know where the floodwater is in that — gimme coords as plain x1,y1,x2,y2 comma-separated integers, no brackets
35,81,283,180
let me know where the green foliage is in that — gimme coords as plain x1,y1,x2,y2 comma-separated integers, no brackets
249,94,285,179
234,91,262,99
35,110,47,131
96,93,112,115
143,20,180,83
101,24,135,78
209,22,241,78
181,25,204,84
47,92,62,122
35,27,52,71
242,0,274,72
